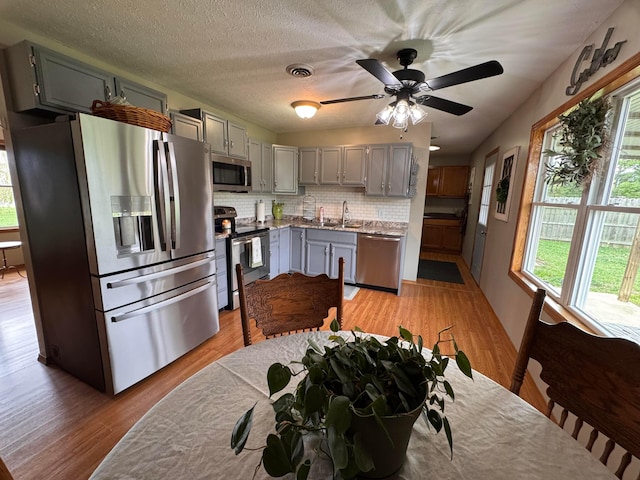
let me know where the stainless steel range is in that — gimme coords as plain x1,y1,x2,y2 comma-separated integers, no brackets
214,206,269,309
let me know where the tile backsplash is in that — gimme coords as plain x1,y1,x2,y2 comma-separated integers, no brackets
214,186,411,222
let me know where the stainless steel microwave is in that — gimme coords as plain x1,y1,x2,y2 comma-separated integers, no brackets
211,154,252,192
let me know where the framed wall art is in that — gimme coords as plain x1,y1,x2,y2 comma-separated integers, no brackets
494,146,520,222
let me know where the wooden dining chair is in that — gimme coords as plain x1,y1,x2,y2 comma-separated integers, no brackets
0,456,14,480
236,257,344,347
510,288,640,478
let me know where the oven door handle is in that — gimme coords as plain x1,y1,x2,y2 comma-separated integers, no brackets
232,237,264,246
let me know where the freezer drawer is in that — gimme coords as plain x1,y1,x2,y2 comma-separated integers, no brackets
356,234,403,291
98,275,219,394
93,252,216,311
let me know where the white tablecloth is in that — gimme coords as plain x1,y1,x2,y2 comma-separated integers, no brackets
90,331,616,479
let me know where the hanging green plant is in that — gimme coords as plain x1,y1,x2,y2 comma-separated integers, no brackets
495,176,510,203
543,95,610,187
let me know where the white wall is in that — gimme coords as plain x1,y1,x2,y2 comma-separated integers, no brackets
464,0,640,348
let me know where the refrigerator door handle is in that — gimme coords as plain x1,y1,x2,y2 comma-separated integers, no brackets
106,254,215,289
110,278,216,323
155,140,172,251
164,141,181,250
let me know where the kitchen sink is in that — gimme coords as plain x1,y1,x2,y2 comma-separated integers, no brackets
319,222,341,227
343,224,362,228
320,222,362,229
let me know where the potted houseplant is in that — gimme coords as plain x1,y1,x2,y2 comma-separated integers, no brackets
543,95,610,187
231,321,473,479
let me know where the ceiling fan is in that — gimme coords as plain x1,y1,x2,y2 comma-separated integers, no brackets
320,48,504,128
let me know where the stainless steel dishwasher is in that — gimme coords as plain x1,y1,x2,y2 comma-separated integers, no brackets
356,233,403,292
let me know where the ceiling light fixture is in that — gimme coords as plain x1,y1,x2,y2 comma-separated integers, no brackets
429,145,441,151
291,100,320,119
376,92,428,131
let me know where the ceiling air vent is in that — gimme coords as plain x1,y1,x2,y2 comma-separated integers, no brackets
286,64,315,78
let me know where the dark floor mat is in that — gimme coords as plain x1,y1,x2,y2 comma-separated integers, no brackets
417,260,464,284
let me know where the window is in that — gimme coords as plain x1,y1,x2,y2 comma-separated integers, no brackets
0,144,19,229
522,80,640,342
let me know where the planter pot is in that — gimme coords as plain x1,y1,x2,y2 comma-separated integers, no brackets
351,403,423,479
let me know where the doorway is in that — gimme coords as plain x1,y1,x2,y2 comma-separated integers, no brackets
470,148,498,282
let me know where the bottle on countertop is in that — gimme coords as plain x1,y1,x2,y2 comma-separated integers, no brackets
319,206,324,223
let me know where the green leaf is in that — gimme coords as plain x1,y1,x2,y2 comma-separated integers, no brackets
308,338,323,354
328,426,349,470
444,416,453,458
353,432,375,472
263,434,294,477
282,429,304,468
324,395,351,434
272,393,294,414
427,409,443,432
329,357,350,384
443,380,455,400
230,403,256,454
391,366,418,397
398,325,413,343
330,318,340,332
303,384,325,416
267,363,292,396
296,460,311,480
455,350,473,379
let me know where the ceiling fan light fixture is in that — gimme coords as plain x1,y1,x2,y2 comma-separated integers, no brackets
291,101,320,119
409,103,428,125
376,105,394,125
429,145,441,152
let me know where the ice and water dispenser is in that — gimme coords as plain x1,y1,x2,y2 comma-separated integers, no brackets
111,196,154,255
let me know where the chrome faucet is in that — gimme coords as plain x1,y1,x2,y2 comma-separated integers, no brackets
341,200,350,227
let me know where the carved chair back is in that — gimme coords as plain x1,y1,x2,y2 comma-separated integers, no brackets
236,257,344,347
510,288,640,478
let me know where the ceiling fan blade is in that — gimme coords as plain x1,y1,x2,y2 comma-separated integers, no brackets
415,95,473,116
320,94,385,105
356,59,403,87
425,60,503,91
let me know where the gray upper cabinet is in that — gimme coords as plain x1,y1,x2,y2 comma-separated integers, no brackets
249,139,273,193
342,145,367,186
5,40,167,115
115,78,167,113
273,144,299,195
298,144,367,188
169,110,203,141
181,109,247,159
299,147,319,185
319,147,343,185
365,143,412,197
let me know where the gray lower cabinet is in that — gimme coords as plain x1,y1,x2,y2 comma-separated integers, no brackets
290,227,305,272
5,40,167,115
305,229,357,283
170,110,204,141
215,238,228,309
269,227,291,278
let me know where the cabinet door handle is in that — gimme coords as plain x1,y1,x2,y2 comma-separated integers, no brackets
105,85,112,100
230,140,235,148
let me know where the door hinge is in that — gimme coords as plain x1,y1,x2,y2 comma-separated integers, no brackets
28,54,36,67
33,84,40,96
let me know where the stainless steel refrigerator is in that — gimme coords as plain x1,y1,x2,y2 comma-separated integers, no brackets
12,113,219,395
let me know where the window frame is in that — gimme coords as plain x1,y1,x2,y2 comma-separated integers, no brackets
511,52,640,332
0,140,20,231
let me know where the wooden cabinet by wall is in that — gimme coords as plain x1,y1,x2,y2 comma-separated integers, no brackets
5,40,167,115
421,218,463,253
426,166,469,197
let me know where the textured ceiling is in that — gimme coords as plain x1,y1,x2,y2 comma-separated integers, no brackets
0,0,626,154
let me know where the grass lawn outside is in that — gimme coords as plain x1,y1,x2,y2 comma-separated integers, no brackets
0,206,18,228
533,239,640,308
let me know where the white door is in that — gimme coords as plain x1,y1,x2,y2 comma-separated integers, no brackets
471,149,498,282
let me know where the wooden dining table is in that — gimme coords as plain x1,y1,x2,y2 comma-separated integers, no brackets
89,331,616,479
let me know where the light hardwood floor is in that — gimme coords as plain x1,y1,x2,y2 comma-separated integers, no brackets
0,254,545,480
